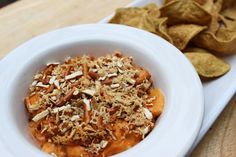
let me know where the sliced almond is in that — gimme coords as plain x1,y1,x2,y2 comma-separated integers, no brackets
32,109,49,122
91,69,98,72
146,96,156,103
51,96,57,101
31,80,38,86
71,115,80,121
46,62,60,66
118,68,124,74
110,83,120,88
51,104,71,113
50,153,57,157
82,89,96,96
127,78,136,85
65,70,83,80
73,88,80,95
100,140,108,148
143,108,153,120
98,76,106,81
83,98,91,111
107,73,118,78
116,61,123,68
36,82,49,88
49,76,56,85
53,80,60,89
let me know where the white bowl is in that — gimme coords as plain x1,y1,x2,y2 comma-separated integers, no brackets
0,24,204,157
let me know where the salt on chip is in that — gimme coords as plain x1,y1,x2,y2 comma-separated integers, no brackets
193,28,236,55
185,52,230,78
168,24,206,50
160,0,211,25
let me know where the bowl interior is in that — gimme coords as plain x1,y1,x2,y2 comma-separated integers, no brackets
6,39,170,156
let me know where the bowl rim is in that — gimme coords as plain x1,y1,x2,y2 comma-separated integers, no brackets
0,24,204,157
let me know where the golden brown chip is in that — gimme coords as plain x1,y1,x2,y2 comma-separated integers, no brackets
222,0,236,10
221,1,236,20
109,4,173,43
143,3,160,18
191,0,223,34
109,8,156,33
207,0,224,33
185,52,230,78
193,28,236,55
219,0,236,31
168,24,206,50
194,0,210,6
108,1,235,80
154,17,173,43
184,47,209,53
194,0,214,12
160,0,211,25
109,4,161,33
220,15,236,30
163,0,175,5
213,0,224,12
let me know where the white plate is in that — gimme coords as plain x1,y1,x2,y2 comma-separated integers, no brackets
0,24,203,157
100,0,236,154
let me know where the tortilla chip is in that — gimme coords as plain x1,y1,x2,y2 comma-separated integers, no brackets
143,3,160,18
184,47,210,53
207,0,224,33
212,0,224,12
154,17,173,43
109,4,173,43
193,28,236,55
160,0,211,25
222,0,236,10
220,15,236,30
109,7,157,33
163,0,175,5
221,1,236,20
185,52,230,78
109,4,162,34
194,0,214,12
193,0,207,5
168,24,206,50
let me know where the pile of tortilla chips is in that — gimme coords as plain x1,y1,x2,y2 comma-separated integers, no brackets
109,0,236,79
